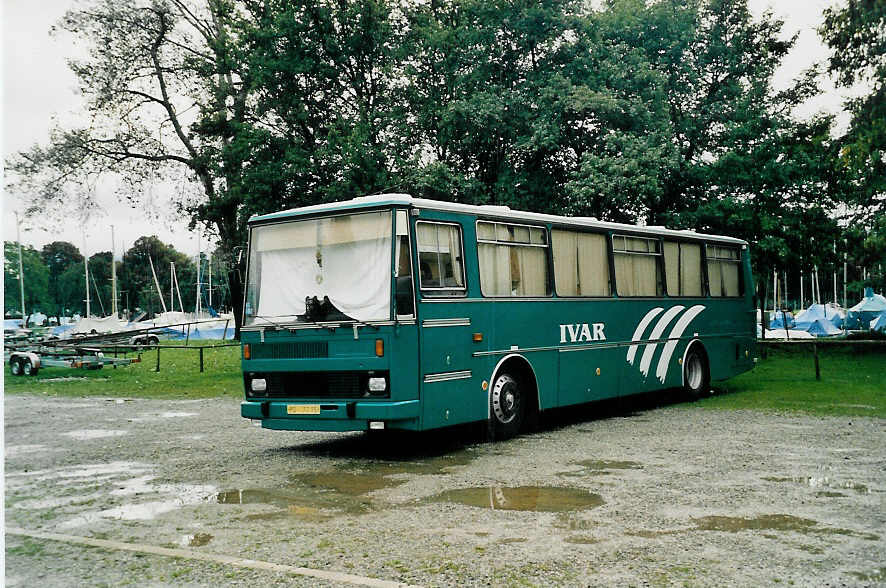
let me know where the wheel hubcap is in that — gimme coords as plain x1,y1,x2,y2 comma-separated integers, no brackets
492,375,520,424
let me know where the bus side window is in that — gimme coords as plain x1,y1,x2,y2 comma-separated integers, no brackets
706,245,742,296
663,241,703,296
477,221,550,297
612,235,664,297
415,221,466,296
395,210,415,317
552,229,610,296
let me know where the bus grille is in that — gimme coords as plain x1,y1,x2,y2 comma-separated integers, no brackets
250,341,329,359
249,371,389,399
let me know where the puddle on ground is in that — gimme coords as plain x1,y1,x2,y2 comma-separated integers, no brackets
430,486,604,512
762,476,870,494
216,485,374,519
564,534,599,544
4,444,51,458
559,459,643,478
294,471,407,496
576,459,642,470
60,429,129,441
181,532,213,547
849,568,886,583
215,452,476,521
498,537,528,544
630,514,880,541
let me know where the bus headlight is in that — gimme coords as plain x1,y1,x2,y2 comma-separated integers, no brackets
251,378,267,392
368,377,386,392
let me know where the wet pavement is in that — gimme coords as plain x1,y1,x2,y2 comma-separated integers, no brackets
4,394,885,586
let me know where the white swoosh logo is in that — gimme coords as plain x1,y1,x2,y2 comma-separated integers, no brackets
655,305,706,383
626,307,664,365
638,306,685,377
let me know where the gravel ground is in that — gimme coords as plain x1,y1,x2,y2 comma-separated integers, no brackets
4,393,885,587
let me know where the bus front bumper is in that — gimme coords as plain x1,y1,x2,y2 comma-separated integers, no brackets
240,399,420,432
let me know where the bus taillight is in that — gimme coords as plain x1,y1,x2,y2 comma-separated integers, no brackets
375,339,384,357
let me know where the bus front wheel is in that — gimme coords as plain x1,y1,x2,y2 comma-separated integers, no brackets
490,372,524,440
683,346,709,400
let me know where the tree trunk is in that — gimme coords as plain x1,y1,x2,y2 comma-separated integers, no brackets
228,268,243,341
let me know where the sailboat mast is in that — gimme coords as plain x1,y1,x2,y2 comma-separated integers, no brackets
208,254,212,309
149,255,168,314
111,225,118,318
83,233,91,317
170,261,175,312
15,212,26,325
195,230,201,316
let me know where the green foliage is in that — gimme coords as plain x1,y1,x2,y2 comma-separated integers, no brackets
6,0,880,304
118,236,197,316
820,0,886,221
4,242,49,318
703,345,886,417
41,241,84,319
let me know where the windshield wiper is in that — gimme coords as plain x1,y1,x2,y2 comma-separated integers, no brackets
251,315,286,330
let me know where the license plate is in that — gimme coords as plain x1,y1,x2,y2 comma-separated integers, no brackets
287,404,320,415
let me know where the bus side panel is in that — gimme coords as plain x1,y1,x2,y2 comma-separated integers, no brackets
558,347,621,405
488,301,559,411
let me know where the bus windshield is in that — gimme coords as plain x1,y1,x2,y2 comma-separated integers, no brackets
244,210,392,325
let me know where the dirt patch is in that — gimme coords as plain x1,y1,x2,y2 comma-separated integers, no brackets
5,394,884,586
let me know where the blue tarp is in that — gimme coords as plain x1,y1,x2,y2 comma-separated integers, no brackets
769,311,795,329
4,319,23,329
871,312,886,332
51,324,76,337
794,304,844,330
155,325,234,340
846,287,886,329
805,317,842,337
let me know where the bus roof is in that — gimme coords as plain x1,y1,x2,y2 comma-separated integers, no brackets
249,194,747,245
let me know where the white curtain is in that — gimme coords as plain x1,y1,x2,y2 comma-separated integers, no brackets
479,243,511,295
253,211,392,322
664,241,702,296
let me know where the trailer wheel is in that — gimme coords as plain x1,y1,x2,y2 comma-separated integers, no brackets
489,372,524,440
683,345,709,400
147,335,159,346
22,357,37,377
10,357,23,376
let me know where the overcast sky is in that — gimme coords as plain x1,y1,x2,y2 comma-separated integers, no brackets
2,0,851,259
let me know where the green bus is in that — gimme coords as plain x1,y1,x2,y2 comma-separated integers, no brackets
240,194,756,438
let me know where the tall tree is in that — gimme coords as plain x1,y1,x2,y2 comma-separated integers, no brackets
4,242,50,320
7,0,254,335
118,235,196,317
820,0,886,220
41,241,84,322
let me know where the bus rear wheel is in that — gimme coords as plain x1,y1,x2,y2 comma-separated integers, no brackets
683,346,709,400
490,372,524,440
10,358,23,376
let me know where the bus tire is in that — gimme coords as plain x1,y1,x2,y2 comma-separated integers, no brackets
147,335,159,346
490,372,524,440
683,345,709,400
10,357,23,376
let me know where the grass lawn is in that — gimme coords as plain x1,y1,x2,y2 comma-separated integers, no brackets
5,341,884,419
3,341,242,399
705,346,886,418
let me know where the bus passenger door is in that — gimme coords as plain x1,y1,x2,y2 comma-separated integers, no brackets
414,219,482,429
